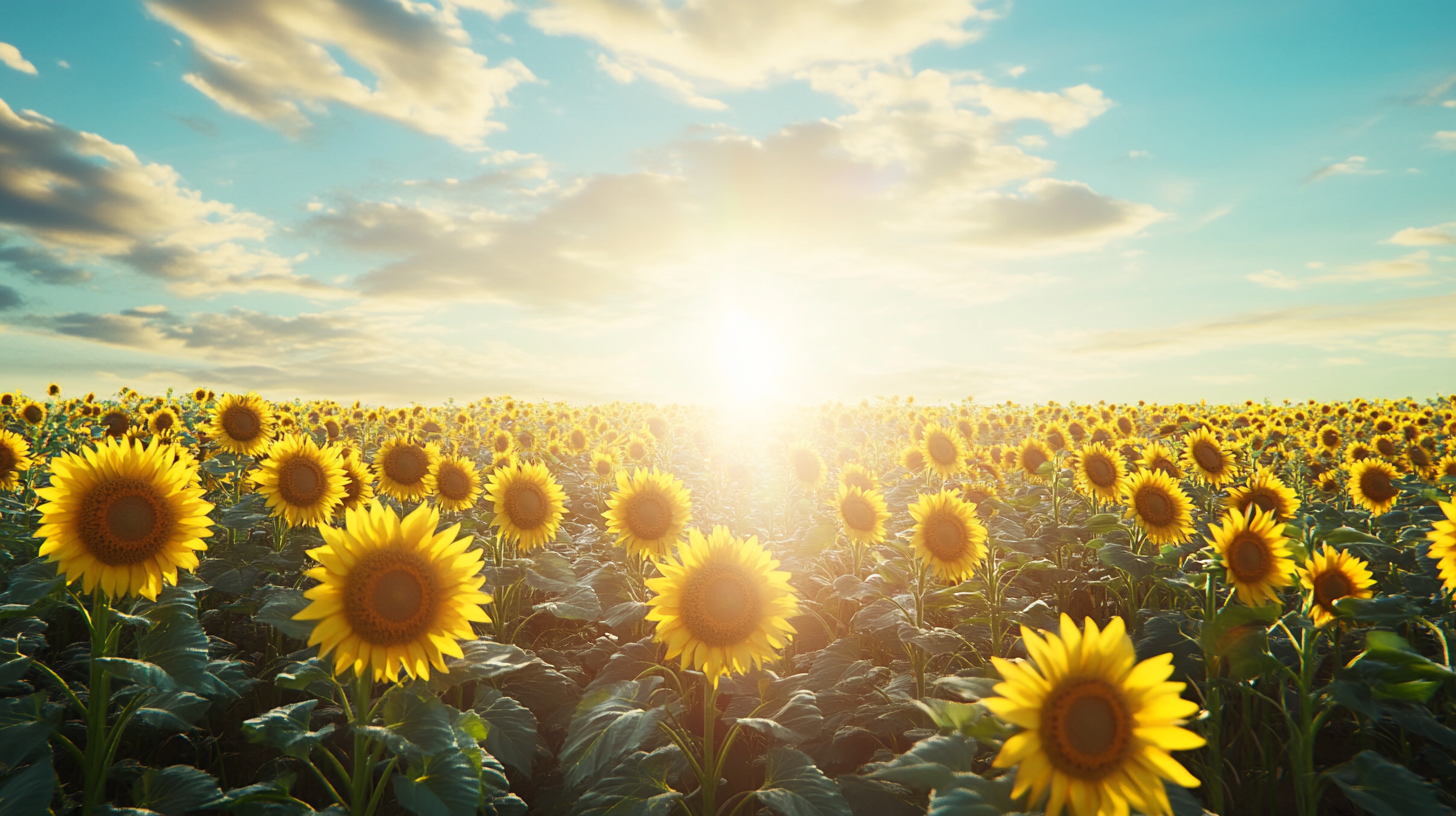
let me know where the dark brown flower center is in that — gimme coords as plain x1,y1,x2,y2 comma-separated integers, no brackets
1042,679,1131,780
1134,487,1175,527
841,495,876,531
0,444,15,477
81,478,174,566
344,549,440,645
1227,534,1269,582
1192,440,1223,474
383,445,428,485
928,435,956,466
437,465,471,501
221,406,261,442
1359,467,1397,504
279,455,326,505
625,492,671,540
680,564,762,647
1084,455,1117,488
1314,570,1353,610
22,404,43,424
923,513,967,561
1021,446,1048,475
506,480,548,528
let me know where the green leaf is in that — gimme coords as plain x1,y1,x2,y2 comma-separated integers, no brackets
924,787,1003,816
132,765,223,816
472,687,539,778
525,551,577,593
1334,595,1422,626
97,658,179,691
570,746,684,816
274,658,336,695
0,755,56,814
133,589,211,693
1316,527,1390,547
586,639,663,694
1201,602,1281,681
723,674,823,746
559,679,671,792
0,655,32,685
806,638,873,689
1097,542,1157,581
601,601,650,632
378,687,457,760
870,735,978,790
129,690,211,732
0,694,62,767
429,640,537,692
756,746,853,816
394,748,481,816
254,588,316,640
0,558,63,606
242,701,337,760
912,700,1006,741
1326,750,1453,816
834,776,923,816
533,584,602,621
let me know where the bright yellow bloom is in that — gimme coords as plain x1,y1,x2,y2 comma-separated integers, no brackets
1015,437,1054,482
0,429,34,491
210,392,275,455
35,436,212,600
1182,428,1237,486
604,467,693,560
485,460,566,550
1298,545,1375,626
1122,470,1194,545
252,434,347,527
1225,466,1300,522
1426,497,1456,593
1071,443,1126,503
1208,508,1296,607
921,424,964,479
1347,459,1400,516
984,614,1204,816
430,454,482,512
833,484,889,545
374,436,440,502
909,490,988,583
294,502,492,682
786,442,825,490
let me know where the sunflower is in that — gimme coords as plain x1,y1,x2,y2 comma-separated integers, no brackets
1122,470,1194,545
921,424,964,479
984,615,1204,816
210,392,275,455
1015,437,1054,481
335,448,376,514
19,400,46,426
1344,442,1375,466
1371,434,1401,460
1225,466,1300,522
1208,508,1296,607
485,460,567,550
624,434,652,464
252,434,347,528
98,409,132,439
838,462,878,493
786,441,825,490
147,407,181,437
1314,425,1342,454
428,454,482,512
488,427,515,460
1044,422,1070,453
46,382,61,397
901,446,928,475
590,449,615,479
962,481,1000,518
0,429,35,491
604,467,693,559
567,425,590,454
1137,442,1183,480
374,436,439,502
1182,428,1237,486
1071,443,1126,503
1427,497,1456,592
1347,458,1400,516
909,490,988,583
1298,545,1375,627
833,484,889,544
34,436,212,600
1438,454,1456,481
294,502,492,682
645,526,799,685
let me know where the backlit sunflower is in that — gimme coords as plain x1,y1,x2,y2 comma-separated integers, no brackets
1071,443,1125,503
1347,458,1400,516
252,434,347,527
335,448,376,514
1437,454,1456,481
20,400,46,426
833,484,889,544
99,409,132,439
909,490,988,583
1298,545,1375,626
1225,466,1300,522
1208,508,1295,607
1122,470,1194,545
374,436,439,502
210,392,275,455
429,454,482,512
1015,437,1054,482
147,407,181,437
1137,442,1183,480
984,615,1204,816
901,446,927,475
485,460,567,550
645,526,799,685
567,425,590,454
294,502,492,682
921,424,964,479
624,434,652,464
1182,428,1237,486
838,462,877,493
35,436,212,600
1426,497,1456,592
786,441,825,490
962,481,1000,518
590,449,615,479
488,427,515,460
604,467,693,559
1314,425,1342,454
0,429,35,491
1044,422,1070,453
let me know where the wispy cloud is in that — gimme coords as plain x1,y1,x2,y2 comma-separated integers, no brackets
1303,155,1381,185
1386,221,1456,246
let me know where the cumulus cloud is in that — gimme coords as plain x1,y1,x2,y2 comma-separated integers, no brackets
1435,131,1456,151
531,0,989,95
0,97,330,296
956,179,1165,249
1386,221,1456,245
0,43,37,75
20,305,366,358
1303,155,1380,185
145,0,534,149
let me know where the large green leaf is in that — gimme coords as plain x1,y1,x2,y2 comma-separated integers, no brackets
133,591,211,692
1200,602,1281,681
1326,750,1453,815
755,746,853,816
131,765,224,816
870,735,979,791
570,746,684,816
394,748,481,816
129,690,211,732
1097,543,1157,581
368,687,457,760
913,700,1008,742
0,693,61,767
525,551,577,593
533,584,602,622
472,686,539,777
1333,596,1422,626
254,587,316,640
242,700,337,759
723,674,823,745
0,754,55,814
0,558,63,606
559,679,671,792
585,639,663,694
429,640,537,692
834,776,923,816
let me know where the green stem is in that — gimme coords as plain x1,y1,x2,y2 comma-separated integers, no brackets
1202,574,1224,815
31,658,87,716
701,678,719,816
352,672,374,816
364,756,400,816
81,589,114,816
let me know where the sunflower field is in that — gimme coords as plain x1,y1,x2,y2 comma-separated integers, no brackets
2,387,1456,816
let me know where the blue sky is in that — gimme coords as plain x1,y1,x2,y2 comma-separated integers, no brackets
0,0,1452,406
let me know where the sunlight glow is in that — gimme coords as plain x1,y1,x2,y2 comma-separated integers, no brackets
714,311,785,403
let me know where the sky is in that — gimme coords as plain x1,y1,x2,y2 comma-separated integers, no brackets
0,0,1453,407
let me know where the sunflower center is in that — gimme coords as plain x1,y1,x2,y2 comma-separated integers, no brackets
841,495,876,531
1085,456,1116,487
1043,679,1131,779
1321,430,1339,447
279,456,326,505
153,413,175,432
629,442,646,460
437,466,471,500
341,469,364,507
1359,467,1397,503
680,564,762,647
384,446,428,485
924,515,967,560
1134,488,1175,527
221,406,261,442
102,412,130,437
22,405,43,424
595,460,612,476
1192,441,1223,473
507,481,548,528
626,493,671,540
1021,447,1048,474
1245,490,1277,516
928,435,955,465
1227,534,1268,581
0,444,15,476
344,550,441,645
81,478,174,566
1314,570,1353,609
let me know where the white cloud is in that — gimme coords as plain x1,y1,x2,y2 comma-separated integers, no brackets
1385,221,1456,246
1005,65,1025,78
1325,250,1435,283
1248,269,1300,290
1303,155,1380,184
144,0,534,149
0,97,330,296
0,43,37,75
1435,131,1456,151
955,179,1166,250
595,55,726,109
529,0,989,95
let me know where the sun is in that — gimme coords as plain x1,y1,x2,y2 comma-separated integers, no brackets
714,310,786,403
